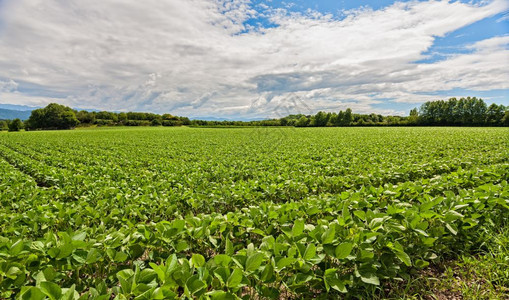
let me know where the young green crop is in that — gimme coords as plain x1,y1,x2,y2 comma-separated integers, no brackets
0,127,508,299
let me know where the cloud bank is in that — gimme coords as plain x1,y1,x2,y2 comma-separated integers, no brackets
0,0,508,118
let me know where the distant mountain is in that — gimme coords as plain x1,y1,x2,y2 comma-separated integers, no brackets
0,103,100,121
0,104,40,111
0,109,32,120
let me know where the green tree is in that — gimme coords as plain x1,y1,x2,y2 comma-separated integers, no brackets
162,114,178,120
335,111,344,126
344,108,353,126
179,117,191,125
486,104,504,125
295,116,309,127
369,113,382,123
0,120,8,131
27,103,79,130
8,118,23,132
151,119,162,126
76,110,96,124
471,97,487,125
312,111,329,127
328,113,338,126
445,98,457,124
408,108,419,125
419,97,490,126
502,110,509,127
118,112,128,123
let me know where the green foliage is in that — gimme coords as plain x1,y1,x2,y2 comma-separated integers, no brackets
311,111,329,127
408,108,419,125
418,97,507,126
26,103,79,130
24,97,507,131
75,110,188,127
334,109,354,126
8,118,23,132
0,127,507,299
295,116,309,127
502,110,509,126
376,225,509,299
344,108,353,125
150,119,162,126
0,120,8,131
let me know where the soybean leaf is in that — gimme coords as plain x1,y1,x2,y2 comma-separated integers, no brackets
292,219,305,237
227,268,243,289
335,242,354,259
245,252,264,272
40,282,62,300
191,254,205,268
303,244,316,260
395,250,412,267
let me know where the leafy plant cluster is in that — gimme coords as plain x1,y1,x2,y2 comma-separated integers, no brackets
0,127,508,299
26,104,79,130
417,97,508,126
0,119,24,132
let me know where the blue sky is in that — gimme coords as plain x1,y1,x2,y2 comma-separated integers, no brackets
0,0,507,119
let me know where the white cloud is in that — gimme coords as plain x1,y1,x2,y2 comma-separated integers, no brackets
0,79,18,92
467,34,509,51
0,0,507,118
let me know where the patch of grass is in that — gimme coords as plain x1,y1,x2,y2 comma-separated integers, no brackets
375,226,509,300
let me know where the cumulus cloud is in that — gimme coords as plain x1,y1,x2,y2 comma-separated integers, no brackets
0,0,507,118
0,79,18,92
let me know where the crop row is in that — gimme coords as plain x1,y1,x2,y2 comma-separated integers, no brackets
0,129,507,219
1,161,508,298
0,142,507,240
1,127,507,299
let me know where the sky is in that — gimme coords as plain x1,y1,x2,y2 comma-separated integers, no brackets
0,0,508,119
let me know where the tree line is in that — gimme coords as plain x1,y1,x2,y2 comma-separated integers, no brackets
1,97,507,131
0,118,24,132
278,97,508,127
417,97,508,126
280,97,507,127
0,103,193,131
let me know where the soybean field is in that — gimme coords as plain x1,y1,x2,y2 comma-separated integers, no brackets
1,127,508,299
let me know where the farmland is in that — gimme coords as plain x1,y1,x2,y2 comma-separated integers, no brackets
0,127,508,299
